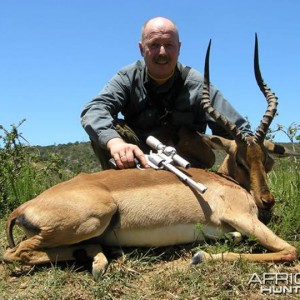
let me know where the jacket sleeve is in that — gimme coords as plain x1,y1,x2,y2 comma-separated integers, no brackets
80,72,130,148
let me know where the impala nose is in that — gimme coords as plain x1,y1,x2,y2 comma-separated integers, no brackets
261,192,275,210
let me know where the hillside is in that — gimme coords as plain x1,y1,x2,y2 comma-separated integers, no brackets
32,141,300,174
34,141,102,174
33,141,226,173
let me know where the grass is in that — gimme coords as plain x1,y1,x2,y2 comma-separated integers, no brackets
0,156,300,299
1,245,298,299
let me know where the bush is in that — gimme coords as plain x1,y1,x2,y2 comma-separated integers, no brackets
0,120,70,217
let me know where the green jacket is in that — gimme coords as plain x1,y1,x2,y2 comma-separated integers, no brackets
81,60,252,148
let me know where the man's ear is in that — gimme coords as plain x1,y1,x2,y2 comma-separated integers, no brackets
139,42,144,57
178,41,181,56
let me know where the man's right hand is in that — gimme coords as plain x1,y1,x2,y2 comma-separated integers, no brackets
107,138,149,169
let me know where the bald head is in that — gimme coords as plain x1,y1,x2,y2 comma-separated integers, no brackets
141,17,180,43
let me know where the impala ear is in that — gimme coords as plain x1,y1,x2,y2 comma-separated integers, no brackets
264,140,300,157
197,133,235,154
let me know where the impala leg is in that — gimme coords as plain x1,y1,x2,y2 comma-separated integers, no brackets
4,195,116,279
4,239,108,277
192,214,297,264
4,236,47,264
4,237,101,263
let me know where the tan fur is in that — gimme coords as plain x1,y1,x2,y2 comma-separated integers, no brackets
197,133,300,210
3,167,297,278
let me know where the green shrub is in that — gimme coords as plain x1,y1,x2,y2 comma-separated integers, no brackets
0,121,71,217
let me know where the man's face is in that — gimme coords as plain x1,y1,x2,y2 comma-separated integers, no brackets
139,22,181,80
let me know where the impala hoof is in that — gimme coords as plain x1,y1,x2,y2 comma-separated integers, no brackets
92,252,108,280
190,251,205,265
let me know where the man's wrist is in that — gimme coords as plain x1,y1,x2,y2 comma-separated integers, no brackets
106,138,125,151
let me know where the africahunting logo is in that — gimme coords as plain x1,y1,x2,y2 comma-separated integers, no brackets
248,272,300,295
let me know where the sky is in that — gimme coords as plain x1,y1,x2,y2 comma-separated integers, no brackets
1,0,299,146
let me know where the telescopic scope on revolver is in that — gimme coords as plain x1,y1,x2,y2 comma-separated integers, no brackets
146,136,207,193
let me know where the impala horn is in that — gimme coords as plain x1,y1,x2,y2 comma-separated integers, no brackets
253,33,278,143
200,40,246,144
200,35,278,145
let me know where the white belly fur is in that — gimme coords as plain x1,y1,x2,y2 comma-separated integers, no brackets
101,223,233,247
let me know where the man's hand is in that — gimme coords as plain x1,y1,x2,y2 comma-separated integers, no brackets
107,138,149,169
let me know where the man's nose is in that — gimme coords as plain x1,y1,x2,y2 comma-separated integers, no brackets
158,45,167,54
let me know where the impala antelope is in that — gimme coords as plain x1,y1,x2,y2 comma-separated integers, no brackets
3,36,298,279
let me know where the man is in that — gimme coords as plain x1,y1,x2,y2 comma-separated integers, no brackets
81,17,251,170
